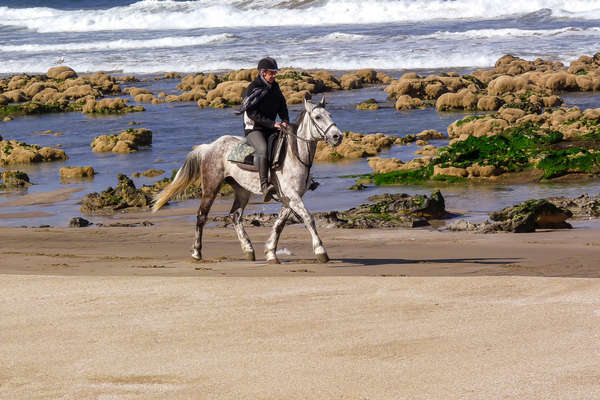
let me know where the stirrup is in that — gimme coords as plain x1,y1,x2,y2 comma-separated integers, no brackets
263,184,276,202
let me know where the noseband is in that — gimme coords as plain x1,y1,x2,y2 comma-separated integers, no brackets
286,107,337,143
307,108,337,142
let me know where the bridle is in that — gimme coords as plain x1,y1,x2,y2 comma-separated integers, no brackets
307,107,338,142
286,107,337,143
284,107,337,169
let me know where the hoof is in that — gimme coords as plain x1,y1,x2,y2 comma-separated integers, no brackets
245,251,256,261
267,258,280,264
316,253,329,263
191,250,202,260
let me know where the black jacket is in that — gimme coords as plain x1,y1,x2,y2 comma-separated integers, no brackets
242,75,289,135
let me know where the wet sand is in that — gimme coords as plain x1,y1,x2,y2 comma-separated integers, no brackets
1,216,600,399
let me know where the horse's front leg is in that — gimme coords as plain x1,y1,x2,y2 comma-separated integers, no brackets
265,206,292,264
287,196,329,263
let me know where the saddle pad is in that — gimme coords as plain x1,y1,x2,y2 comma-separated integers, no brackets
227,142,255,165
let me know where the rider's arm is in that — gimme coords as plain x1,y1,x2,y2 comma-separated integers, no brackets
278,88,290,124
246,107,276,130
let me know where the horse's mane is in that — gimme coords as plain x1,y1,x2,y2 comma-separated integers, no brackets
290,109,306,129
286,103,325,135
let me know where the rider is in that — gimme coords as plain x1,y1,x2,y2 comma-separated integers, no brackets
239,57,289,202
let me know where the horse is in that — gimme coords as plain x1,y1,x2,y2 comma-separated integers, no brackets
152,97,343,263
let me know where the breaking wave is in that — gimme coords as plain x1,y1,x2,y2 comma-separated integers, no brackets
1,0,599,32
0,34,236,53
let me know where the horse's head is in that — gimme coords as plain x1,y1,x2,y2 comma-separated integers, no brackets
303,97,343,147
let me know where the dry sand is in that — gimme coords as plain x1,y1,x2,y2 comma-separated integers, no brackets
1,215,600,399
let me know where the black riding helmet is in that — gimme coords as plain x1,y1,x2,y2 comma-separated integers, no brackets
257,57,278,71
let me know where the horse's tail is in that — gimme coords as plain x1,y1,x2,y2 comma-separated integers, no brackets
152,145,206,213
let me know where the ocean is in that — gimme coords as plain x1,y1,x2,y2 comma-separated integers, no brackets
2,0,600,74
1,0,600,227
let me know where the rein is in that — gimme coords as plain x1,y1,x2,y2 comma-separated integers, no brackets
284,108,334,169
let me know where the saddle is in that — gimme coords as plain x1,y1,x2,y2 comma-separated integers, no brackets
227,131,287,173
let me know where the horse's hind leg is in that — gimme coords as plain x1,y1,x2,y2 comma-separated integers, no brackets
191,177,220,260
287,195,329,263
265,206,292,264
228,181,255,261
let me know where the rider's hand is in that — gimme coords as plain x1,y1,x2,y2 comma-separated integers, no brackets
274,122,281,130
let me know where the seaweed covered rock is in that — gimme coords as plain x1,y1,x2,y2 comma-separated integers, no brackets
0,170,31,190
339,69,388,90
372,114,600,185
0,68,130,121
59,166,95,179
547,193,600,217
90,128,152,153
315,131,398,161
0,140,67,166
315,190,447,228
80,174,152,214
82,97,144,114
435,89,479,111
490,199,572,229
448,199,572,233
170,68,387,109
356,98,379,110
380,53,600,112
367,157,405,173
395,95,426,110
47,66,77,80
213,191,447,229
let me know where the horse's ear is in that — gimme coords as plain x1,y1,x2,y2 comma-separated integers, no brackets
304,98,313,111
319,96,326,107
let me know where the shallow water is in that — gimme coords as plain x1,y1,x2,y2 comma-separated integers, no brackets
2,77,600,227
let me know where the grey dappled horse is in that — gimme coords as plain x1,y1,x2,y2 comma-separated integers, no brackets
152,98,343,263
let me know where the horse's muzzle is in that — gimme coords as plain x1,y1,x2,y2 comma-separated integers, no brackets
327,129,343,147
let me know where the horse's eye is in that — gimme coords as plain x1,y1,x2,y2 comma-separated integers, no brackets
315,115,322,120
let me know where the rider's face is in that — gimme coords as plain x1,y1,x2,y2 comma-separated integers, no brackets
261,69,278,83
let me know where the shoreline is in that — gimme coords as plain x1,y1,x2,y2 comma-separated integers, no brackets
2,216,600,277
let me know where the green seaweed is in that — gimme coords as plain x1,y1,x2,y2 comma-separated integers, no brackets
435,123,562,171
455,115,486,127
276,71,304,81
0,102,81,119
372,165,434,185
536,149,600,178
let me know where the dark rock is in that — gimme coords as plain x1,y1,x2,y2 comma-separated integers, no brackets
69,217,91,227
0,170,31,190
449,198,573,233
209,191,446,229
80,174,152,214
490,199,572,230
367,190,446,219
313,190,446,228
348,183,366,191
547,193,600,218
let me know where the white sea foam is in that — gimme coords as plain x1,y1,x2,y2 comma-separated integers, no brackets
319,32,369,41
421,27,600,41
0,34,236,53
1,0,600,32
2,50,579,75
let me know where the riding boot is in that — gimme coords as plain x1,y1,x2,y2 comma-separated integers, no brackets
257,156,275,202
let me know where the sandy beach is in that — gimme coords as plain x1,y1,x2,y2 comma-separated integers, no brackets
2,214,600,399
3,1,600,397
